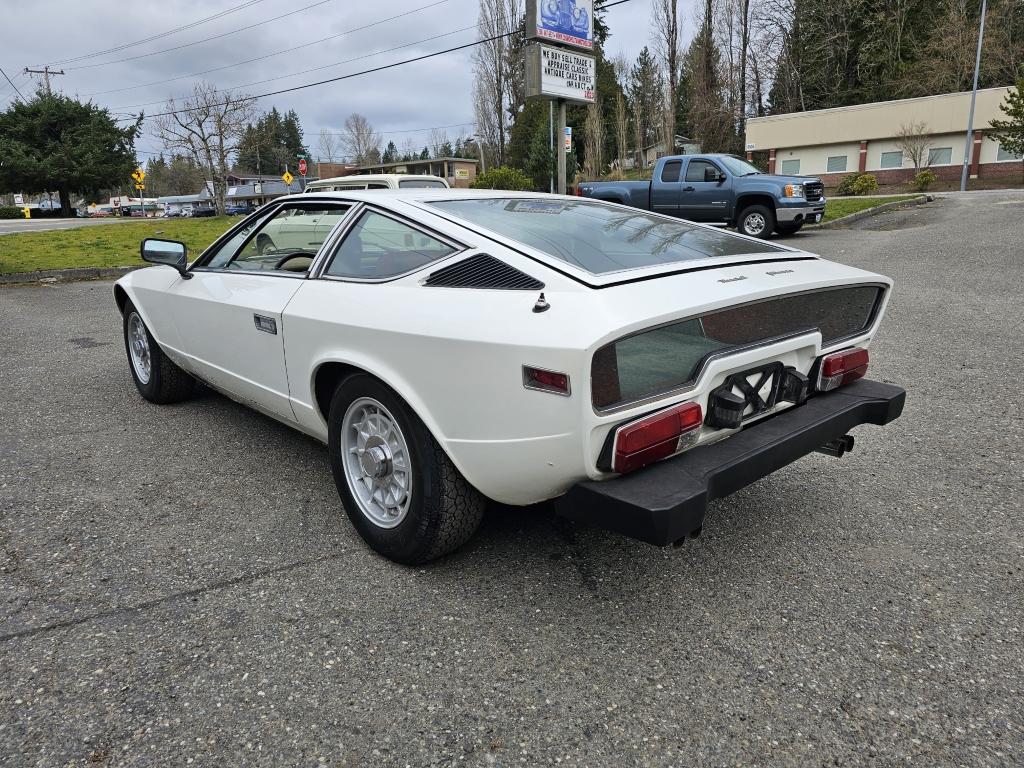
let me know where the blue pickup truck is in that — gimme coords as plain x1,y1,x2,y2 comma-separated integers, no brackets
577,154,826,238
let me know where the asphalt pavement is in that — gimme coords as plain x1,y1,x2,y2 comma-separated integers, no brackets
1,190,1021,766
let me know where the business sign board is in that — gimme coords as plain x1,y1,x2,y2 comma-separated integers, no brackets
564,126,572,151
13,193,24,205
526,44,595,104
455,168,470,179
526,0,594,50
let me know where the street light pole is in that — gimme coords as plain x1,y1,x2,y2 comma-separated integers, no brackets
960,0,988,192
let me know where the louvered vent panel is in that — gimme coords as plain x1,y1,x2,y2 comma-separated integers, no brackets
424,254,544,290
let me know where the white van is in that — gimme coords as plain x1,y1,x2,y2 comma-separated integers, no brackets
303,173,450,193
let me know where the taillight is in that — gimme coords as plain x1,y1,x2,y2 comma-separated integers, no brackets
817,347,869,391
574,186,583,196
523,366,570,395
612,402,702,474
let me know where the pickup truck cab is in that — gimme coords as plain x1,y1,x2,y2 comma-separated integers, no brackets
577,154,825,238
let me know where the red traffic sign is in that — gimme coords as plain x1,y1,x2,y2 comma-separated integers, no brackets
298,158,308,176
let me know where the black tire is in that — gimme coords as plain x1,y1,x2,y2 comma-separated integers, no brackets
327,374,484,565
775,222,803,236
737,204,776,238
122,301,196,404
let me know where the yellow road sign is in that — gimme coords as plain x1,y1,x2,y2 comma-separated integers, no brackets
282,171,294,186
131,168,145,183
135,183,144,190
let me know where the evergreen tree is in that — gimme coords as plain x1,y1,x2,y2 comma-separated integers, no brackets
990,76,1024,182
419,146,430,160
382,140,399,163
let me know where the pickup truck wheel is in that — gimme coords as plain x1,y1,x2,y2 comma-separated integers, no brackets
123,301,196,404
737,205,775,238
328,374,484,565
775,222,803,236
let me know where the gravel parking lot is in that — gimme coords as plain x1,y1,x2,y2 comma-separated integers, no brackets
1,190,1021,767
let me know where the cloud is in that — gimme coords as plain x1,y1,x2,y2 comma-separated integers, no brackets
2,0,691,163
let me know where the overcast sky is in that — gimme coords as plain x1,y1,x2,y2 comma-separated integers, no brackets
1,0,698,165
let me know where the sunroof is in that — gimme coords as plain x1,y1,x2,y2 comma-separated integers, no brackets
428,198,786,275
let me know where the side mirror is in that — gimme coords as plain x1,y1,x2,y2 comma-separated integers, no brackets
704,167,726,183
140,238,191,279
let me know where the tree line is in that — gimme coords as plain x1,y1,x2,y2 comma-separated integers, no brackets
471,0,1024,183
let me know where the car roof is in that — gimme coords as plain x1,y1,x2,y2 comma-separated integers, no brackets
308,173,444,185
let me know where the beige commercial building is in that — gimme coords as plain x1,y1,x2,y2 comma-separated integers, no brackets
745,87,1022,186
316,157,479,188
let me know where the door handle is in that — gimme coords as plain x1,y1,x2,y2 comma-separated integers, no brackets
682,186,695,192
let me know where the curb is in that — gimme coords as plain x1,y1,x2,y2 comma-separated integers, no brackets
0,265,141,285
810,195,932,229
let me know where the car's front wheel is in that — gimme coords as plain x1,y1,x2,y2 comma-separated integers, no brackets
327,374,484,564
737,204,775,238
122,301,196,403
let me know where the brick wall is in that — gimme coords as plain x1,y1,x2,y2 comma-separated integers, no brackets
820,161,1023,190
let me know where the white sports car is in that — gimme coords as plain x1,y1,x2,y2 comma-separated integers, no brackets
116,190,905,563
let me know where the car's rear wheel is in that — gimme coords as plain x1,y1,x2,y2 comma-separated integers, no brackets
737,204,775,238
328,374,484,564
775,222,803,236
123,301,196,404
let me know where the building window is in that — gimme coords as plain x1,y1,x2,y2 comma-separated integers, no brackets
928,147,953,166
997,144,1023,162
879,151,903,169
780,159,800,175
826,155,848,173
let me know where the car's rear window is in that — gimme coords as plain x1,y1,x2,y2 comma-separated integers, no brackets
428,198,785,274
399,179,447,188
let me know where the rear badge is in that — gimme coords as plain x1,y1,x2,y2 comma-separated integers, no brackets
717,275,747,283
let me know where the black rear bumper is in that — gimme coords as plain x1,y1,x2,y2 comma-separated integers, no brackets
554,379,906,546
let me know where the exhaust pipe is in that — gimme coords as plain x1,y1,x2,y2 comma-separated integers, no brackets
815,434,855,458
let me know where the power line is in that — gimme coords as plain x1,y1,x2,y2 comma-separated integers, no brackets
109,21,481,111
121,0,634,122
38,0,268,67
65,0,340,71
84,0,453,99
0,67,27,102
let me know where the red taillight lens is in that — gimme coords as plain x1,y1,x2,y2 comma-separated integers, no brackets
523,366,570,395
612,402,703,474
817,347,869,391
574,186,583,196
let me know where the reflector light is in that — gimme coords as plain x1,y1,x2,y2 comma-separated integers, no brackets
523,366,571,395
817,347,869,391
612,402,703,474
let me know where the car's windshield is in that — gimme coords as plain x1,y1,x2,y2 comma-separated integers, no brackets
718,155,764,176
428,198,784,275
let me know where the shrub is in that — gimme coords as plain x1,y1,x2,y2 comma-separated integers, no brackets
834,173,859,196
0,205,24,219
849,173,879,196
912,168,937,191
470,166,534,191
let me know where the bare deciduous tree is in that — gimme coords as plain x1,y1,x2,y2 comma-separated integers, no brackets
472,0,522,167
896,121,932,173
317,128,341,163
652,0,682,153
153,82,255,215
341,113,382,165
428,127,450,158
583,100,605,178
611,55,630,168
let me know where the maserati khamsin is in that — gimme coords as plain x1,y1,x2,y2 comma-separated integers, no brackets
115,190,905,563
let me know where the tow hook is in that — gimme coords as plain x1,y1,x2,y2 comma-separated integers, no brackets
815,434,855,457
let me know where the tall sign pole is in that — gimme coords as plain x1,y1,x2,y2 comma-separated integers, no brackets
524,0,596,195
960,0,988,192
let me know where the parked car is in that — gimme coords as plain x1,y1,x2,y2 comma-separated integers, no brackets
115,191,904,564
225,203,257,216
304,173,449,193
191,207,217,217
578,154,826,238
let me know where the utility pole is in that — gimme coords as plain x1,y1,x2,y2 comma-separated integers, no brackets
556,100,567,195
23,66,65,95
960,0,987,192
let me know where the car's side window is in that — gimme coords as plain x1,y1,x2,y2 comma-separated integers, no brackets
367,183,389,189
204,204,350,273
324,210,457,279
660,160,682,183
685,160,718,182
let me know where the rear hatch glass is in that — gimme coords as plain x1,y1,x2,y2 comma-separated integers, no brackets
592,285,884,410
428,198,787,276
